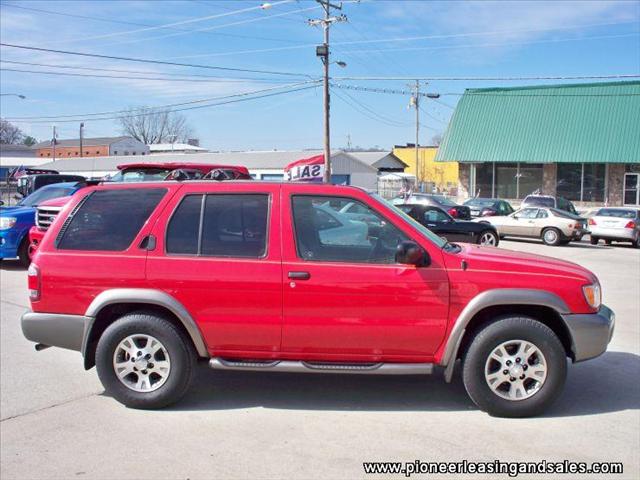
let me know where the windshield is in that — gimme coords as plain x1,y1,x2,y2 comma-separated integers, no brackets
17,186,75,207
464,198,496,208
370,193,447,248
109,168,174,182
596,208,637,219
524,196,555,208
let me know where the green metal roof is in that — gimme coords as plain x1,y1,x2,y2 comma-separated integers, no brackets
435,81,640,163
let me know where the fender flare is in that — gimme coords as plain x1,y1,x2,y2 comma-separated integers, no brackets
440,289,570,381
83,288,208,357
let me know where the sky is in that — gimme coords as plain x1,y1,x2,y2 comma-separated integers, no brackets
1,0,639,151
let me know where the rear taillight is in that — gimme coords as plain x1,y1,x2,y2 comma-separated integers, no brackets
27,263,40,301
481,209,496,216
624,221,635,229
448,208,458,217
588,218,596,226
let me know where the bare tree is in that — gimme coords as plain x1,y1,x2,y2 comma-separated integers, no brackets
0,119,25,144
116,107,194,144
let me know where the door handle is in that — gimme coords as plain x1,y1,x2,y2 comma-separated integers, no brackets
288,271,310,280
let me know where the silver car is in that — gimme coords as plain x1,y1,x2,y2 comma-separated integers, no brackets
475,207,588,246
589,207,640,248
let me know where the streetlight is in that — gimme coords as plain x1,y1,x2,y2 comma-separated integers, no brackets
0,93,26,99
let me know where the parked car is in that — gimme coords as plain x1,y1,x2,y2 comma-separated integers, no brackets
521,195,579,215
475,207,589,246
463,198,515,217
396,204,500,246
27,162,252,258
108,162,252,182
392,194,471,219
0,182,85,266
588,208,640,248
22,182,614,417
16,174,86,198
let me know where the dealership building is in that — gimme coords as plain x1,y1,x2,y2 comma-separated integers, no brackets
435,81,640,206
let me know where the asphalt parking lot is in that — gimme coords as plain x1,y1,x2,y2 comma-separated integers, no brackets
1,239,639,480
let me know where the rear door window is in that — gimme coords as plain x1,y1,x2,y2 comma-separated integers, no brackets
57,188,166,251
165,194,270,258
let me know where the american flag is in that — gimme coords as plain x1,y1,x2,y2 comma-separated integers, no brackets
8,165,26,180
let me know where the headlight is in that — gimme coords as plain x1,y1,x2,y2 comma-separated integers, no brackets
0,217,17,230
583,284,601,310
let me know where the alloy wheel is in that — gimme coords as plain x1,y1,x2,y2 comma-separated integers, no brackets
480,232,498,246
113,334,171,393
543,229,558,244
484,339,548,401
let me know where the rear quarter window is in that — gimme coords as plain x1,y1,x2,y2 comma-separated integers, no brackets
56,188,166,251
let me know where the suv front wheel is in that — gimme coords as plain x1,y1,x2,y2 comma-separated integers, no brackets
96,312,196,409
462,316,567,417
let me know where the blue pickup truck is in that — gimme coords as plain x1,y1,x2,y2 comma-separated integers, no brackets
0,182,85,266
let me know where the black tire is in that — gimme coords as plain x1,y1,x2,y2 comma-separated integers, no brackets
605,239,613,246
634,234,640,249
17,237,31,268
590,236,599,245
541,227,562,246
478,230,499,247
95,311,196,409
559,240,570,246
462,316,567,418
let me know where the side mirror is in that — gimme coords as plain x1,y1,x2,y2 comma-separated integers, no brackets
395,240,430,267
0,200,4,206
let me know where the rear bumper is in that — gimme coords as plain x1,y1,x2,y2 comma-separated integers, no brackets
21,310,90,352
590,227,636,241
562,304,615,362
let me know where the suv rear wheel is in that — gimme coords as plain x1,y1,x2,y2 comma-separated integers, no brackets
96,312,196,409
462,316,567,417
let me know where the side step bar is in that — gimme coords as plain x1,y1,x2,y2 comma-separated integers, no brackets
209,358,433,375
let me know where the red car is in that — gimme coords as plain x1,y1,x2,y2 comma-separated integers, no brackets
27,162,252,259
21,182,614,417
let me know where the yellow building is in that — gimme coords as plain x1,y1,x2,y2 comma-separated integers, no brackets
393,146,459,195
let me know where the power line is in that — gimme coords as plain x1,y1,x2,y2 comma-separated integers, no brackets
3,81,320,121
96,4,323,48
0,67,299,84
0,1,299,44
332,74,640,81
0,60,295,83
0,43,313,78
6,84,321,124
337,32,640,55
329,20,639,47
331,88,408,128
37,0,297,45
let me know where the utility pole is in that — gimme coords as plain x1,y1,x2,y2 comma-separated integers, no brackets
52,126,57,162
309,1,347,183
79,122,84,158
409,82,441,193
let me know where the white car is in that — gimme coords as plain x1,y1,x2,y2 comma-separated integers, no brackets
474,207,588,246
314,205,370,246
588,207,640,248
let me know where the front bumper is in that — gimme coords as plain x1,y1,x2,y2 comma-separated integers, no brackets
562,304,615,362
21,311,91,352
0,229,19,258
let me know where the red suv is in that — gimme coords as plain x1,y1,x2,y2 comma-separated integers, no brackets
21,182,614,417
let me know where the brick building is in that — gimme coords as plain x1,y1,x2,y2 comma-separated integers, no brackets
34,136,149,159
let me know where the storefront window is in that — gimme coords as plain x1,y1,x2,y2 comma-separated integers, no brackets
474,163,493,198
582,163,605,202
518,164,543,198
557,163,606,202
557,163,582,201
495,163,518,199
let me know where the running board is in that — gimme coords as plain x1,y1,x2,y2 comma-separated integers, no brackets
209,358,433,375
